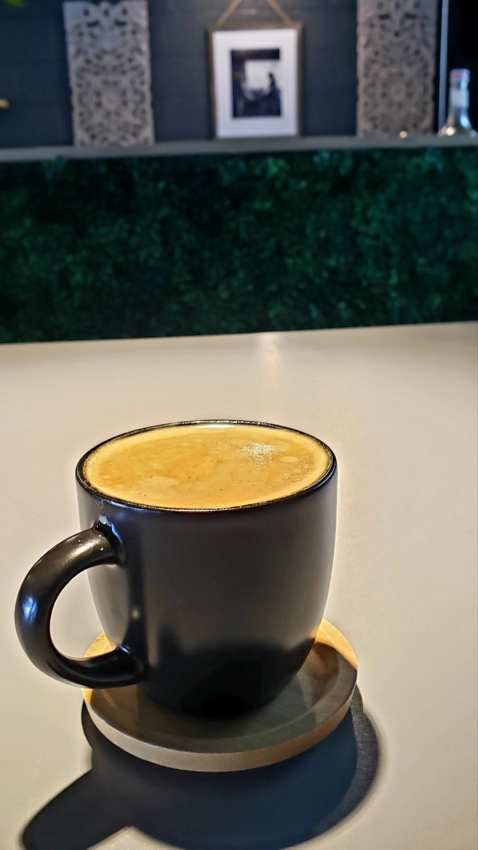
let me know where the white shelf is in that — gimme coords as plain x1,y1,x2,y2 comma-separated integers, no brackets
0,134,476,164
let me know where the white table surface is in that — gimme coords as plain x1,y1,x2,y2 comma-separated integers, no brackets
1,323,476,850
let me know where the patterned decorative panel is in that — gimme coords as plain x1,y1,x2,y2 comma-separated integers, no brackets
357,0,439,136
63,0,154,147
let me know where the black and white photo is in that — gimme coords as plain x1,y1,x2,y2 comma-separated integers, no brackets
232,49,282,118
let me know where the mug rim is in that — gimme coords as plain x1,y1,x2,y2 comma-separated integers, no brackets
76,420,337,514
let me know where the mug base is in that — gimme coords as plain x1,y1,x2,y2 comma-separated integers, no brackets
82,620,357,772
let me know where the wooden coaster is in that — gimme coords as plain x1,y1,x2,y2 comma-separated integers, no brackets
82,620,357,772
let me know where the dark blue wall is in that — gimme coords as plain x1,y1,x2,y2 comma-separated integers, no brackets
0,0,357,148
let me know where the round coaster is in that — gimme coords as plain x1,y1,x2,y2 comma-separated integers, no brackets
82,620,357,772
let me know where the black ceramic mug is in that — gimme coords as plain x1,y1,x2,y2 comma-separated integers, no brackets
15,421,337,717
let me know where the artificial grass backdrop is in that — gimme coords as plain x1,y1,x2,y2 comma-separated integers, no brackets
0,147,476,343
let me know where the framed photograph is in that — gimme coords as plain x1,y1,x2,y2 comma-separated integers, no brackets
209,24,302,139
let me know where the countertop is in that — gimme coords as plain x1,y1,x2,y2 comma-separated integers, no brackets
1,322,476,850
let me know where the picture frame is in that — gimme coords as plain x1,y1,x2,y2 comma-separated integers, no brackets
209,21,302,139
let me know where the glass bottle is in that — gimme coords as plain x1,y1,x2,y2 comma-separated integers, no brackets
439,69,477,137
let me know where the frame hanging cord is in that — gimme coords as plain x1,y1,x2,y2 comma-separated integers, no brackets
214,0,293,30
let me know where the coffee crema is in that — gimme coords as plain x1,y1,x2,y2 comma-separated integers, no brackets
83,423,331,510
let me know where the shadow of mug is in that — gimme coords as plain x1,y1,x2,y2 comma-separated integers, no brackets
21,688,380,850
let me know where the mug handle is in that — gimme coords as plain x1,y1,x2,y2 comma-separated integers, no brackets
15,528,144,689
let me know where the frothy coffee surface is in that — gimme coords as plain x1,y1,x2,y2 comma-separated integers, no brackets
83,423,331,509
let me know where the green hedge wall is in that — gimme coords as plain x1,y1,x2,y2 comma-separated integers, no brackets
0,148,476,343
